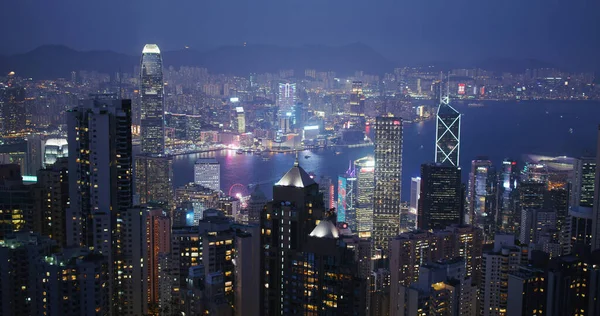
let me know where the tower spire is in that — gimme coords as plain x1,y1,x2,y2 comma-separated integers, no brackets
294,152,299,167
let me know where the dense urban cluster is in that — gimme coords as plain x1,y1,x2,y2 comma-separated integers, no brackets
0,44,599,316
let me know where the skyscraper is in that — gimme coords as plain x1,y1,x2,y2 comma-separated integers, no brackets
349,81,365,116
418,163,463,231
468,159,496,241
337,162,357,227
235,106,245,134
140,44,165,155
498,159,519,233
66,96,145,314
277,82,296,116
435,95,460,166
1,85,26,135
373,116,403,252
355,156,375,238
135,154,173,206
590,127,600,251
409,177,421,215
194,158,221,191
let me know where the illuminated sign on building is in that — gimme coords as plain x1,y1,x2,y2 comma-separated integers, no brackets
458,83,466,95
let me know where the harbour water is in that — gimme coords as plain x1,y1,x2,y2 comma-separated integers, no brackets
171,100,600,201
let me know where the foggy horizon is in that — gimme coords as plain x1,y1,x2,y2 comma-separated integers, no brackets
2,0,600,70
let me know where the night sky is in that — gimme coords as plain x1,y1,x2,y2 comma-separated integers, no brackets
2,0,599,69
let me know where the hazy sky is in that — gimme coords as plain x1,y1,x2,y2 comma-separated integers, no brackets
2,0,599,68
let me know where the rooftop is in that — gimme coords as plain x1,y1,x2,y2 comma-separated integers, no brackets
309,219,339,239
275,158,316,188
142,44,161,54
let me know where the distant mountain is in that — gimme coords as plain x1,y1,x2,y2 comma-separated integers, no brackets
0,43,395,79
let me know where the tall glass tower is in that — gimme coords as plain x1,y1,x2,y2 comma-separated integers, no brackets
140,44,165,155
373,116,403,254
435,95,461,166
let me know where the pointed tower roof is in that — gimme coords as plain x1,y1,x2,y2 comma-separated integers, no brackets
274,157,316,188
250,184,267,201
309,219,340,239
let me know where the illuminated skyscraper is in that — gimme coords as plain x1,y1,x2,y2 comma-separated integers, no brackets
235,106,245,134
498,159,519,233
418,163,463,231
373,116,403,252
355,156,375,238
337,162,357,227
410,177,421,215
593,125,600,251
435,95,460,166
467,159,496,241
145,209,170,311
194,158,221,192
277,82,296,116
140,44,165,155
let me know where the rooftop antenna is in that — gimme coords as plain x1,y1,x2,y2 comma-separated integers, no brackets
446,72,450,98
294,151,299,167
439,72,443,103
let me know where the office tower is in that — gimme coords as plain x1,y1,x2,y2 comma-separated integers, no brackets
135,154,173,206
480,235,525,316
593,126,600,251
507,266,548,316
247,185,267,224
519,209,556,244
519,181,546,210
546,253,600,316
435,94,460,166
393,258,476,316
318,175,335,210
355,156,375,238
349,81,366,116
235,106,245,133
0,164,33,241
547,187,570,255
33,158,69,246
418,163,463,231
572,157,595,207
260,159,325,315
443,224,484,284
277,82,296,116
1,85,26,135
140,44,165,155
146,209,171,312
194,158,221,191
170,226,201,293
42,138,68,167
468,159,496,241
498,159,519,233
373,116,403,253
66,96,140,314
409,177,420,215
337,162,357,226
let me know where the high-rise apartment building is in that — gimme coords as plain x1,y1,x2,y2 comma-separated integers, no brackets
194,158,221,191
435,95,460,166
146,209,171,311
480,234,525,316
33,158,69,246
0,164,33,241
66,96,145,314
418,163,463,231
140,44,165,155
373,116,403,252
